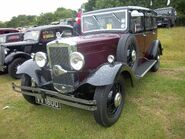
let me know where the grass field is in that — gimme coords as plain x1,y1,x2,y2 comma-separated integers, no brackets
0,27,185,139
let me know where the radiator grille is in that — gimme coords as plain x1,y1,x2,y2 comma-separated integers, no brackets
48,46,75,87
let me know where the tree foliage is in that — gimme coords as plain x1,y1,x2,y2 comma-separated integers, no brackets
0,8,76,28
84,0,185,16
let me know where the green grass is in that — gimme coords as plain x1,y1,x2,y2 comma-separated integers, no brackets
0,27,185,139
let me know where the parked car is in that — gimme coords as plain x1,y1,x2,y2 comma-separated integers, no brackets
60,18,76,26
13,6,163,127
0,25,73,78
0,28,19,35
155,7,177,27
0,32,24,44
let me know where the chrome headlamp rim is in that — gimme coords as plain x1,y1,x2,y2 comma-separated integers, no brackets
4,48,10,55
35,52,47,68
70,52,85,71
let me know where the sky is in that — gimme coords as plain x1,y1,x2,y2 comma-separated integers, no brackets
0,0,88,22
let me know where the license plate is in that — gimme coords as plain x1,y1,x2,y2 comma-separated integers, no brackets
36,96,61,109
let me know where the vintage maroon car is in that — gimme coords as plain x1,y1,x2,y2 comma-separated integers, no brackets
0,28,19,35
13,6,163,126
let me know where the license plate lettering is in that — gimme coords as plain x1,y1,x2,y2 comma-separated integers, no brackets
36,97,61,109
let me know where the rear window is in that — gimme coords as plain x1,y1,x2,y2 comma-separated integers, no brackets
145,12,157,31
7,34,22,42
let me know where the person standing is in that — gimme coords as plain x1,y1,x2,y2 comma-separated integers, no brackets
73,9,82,36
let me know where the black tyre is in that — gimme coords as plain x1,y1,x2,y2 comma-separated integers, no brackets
116,35,139,71
8,58,26,79
21,74,38,105
94,78,125,127
151,49,160,72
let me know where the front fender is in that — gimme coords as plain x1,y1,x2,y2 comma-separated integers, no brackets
5,51,31,65
17,59,50,86
147,40,163,59
85,62,134,86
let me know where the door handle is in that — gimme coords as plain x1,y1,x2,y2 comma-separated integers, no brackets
143,33,146,37
152,31,156,35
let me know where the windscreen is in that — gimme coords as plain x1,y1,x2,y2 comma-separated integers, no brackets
0,36,6,43
82,10,127,33
24,30,40,41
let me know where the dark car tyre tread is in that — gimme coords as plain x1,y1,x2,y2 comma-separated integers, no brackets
116,35,139,71
21,74,39,105
94,77,125,127
8,58,26,79
151,48,160,72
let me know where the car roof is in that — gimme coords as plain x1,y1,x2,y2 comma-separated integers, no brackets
0,32,23,37
0,28,19,31
27,25,73,31
155,7,174,11
83,6,152,15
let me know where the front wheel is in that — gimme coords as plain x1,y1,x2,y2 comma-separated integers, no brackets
21,74,39,105
8,58,26,79
93,78,125,127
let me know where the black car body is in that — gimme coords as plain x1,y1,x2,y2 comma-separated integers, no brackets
13,6,162,126
0,25,73,78
155,7,177,27
0,32,24,44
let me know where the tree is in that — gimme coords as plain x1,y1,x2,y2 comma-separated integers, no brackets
1,7,76,28
36,12,55,26
0,21,6,28
54,8,76,20
84,0,179,10
6,15,37,28
84,0,96,11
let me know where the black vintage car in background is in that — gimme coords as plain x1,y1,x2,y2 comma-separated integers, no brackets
0,25,73,79
155,7,177,27
0,32,24,44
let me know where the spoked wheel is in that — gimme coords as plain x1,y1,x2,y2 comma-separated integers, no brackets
94,78,125,127
127,43,137,68
116,35,139,71
8,58,26,79
21,74,39,105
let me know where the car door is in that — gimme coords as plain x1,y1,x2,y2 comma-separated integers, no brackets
144,11,157,55
130,10,145,58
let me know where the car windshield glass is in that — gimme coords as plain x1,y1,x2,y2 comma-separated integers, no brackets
0,36,5,43
82,10,127,33
24,30,40,41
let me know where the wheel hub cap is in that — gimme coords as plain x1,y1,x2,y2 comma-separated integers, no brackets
114,92,122,107
131,50,136,62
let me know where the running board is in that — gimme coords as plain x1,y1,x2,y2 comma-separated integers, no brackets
135,60,157,78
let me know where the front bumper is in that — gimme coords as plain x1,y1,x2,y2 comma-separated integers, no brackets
12,83,97,111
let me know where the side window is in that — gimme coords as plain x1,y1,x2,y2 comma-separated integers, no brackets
153,16,157,29
56,28,73,38
7,35,21,42
61,29,73,37
145,12,153,31
131,10,144,33
41,30,55,42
